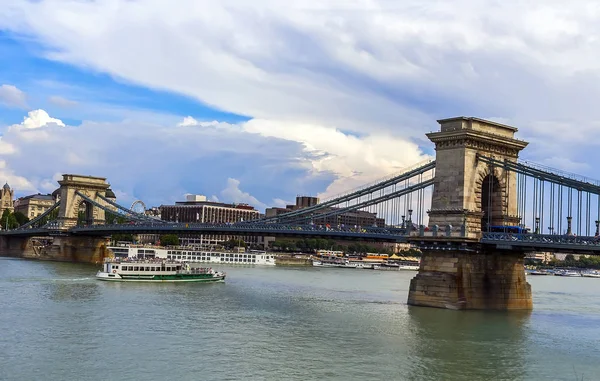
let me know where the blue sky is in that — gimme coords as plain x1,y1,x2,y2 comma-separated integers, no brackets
1,1,599,211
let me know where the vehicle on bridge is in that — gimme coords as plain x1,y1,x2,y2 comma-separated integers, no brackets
487,225,530,234
96,259,226,283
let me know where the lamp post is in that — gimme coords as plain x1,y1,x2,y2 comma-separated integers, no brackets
566,216,573,236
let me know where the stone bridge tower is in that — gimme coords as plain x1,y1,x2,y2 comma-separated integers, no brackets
427,117,529,236
408,117,532,311
56,174,110,229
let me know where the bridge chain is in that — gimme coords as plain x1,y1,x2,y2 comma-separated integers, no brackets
96,193,165,223
13,200,61,230
281,178,435,224
75,191,151,223
245,160,436,224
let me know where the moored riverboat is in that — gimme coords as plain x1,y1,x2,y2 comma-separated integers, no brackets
554,270,581,277
108,244,275,266
528,269,551,276
96,259,226,282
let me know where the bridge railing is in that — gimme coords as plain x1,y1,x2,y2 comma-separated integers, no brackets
481,232,600,247
69,221,409,236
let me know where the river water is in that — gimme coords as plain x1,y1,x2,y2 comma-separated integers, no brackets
1,258,599,381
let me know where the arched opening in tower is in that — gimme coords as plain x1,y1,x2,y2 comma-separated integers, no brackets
480,174,503,231
77,201,94,226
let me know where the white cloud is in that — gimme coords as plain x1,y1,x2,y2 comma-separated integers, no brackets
48,95,78,108
0,137,16,155
220,178,267,211
0,84,27,109
10,109,65,130
0,160,36,193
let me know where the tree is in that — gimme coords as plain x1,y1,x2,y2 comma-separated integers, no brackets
160,234,180,246
106,212,127,225
0,209,18,230
564,254,576,266
38,208,59,227
222,237,247,249
13,211,29,226
112,234,134,243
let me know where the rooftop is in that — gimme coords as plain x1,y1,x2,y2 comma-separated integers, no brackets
161,201,257,210
17,193,54,201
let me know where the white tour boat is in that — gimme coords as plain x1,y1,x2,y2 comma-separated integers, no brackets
96,259,226,283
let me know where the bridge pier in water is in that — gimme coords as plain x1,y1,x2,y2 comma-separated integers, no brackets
0,235,111,264
407,243,532,310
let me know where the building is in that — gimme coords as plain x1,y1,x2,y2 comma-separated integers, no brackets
0,183,14,215
265,196,385,227
159,195,262,246
526,252,556,263
14,194,55,219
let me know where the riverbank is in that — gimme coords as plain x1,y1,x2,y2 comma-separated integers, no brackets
275,254,312,266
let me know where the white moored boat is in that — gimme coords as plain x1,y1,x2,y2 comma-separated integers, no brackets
96,259,226,283
108,244,276,266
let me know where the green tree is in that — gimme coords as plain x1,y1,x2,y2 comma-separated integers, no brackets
0,209,18,230
222,237,247,249
105,212,128,225
13,211,29,226
38,208,59,227
112,234,134,243
160,234,180,246
564,254,576,266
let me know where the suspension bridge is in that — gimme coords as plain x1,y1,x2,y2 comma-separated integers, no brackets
2,116,600,311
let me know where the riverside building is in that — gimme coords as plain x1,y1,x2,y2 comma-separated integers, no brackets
266,196,385,227
159,195,262,246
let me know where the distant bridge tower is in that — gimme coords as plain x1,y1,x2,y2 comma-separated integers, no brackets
56,174,111,229
408,117,532,311
426,117,528,236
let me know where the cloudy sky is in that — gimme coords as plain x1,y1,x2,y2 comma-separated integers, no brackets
0,0,598,211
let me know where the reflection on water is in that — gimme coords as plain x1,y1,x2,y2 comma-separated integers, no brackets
407,307,530,381
1,258,600,380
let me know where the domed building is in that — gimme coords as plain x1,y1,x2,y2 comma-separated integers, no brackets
1,182,14,214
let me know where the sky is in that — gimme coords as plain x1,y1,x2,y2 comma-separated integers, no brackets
0,1,599,212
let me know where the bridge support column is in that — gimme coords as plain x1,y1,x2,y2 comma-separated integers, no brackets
407,248,532,310
0,235,111,264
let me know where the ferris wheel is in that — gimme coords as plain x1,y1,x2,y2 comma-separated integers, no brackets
130,200,147,214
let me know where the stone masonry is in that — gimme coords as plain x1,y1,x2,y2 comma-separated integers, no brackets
427,117,528,237
56,174,110,228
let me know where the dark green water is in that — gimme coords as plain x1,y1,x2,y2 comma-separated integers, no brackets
1,258,599,381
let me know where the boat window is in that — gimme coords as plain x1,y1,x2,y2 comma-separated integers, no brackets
134,266,139,271
146,267,150,271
